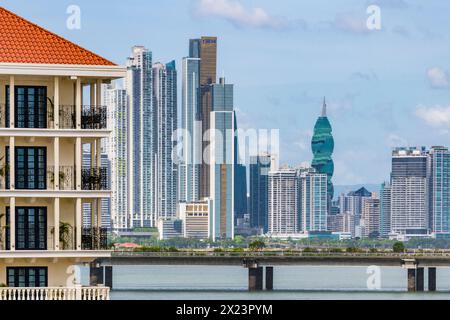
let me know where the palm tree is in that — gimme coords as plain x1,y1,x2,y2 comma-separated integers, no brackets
0,213,6,250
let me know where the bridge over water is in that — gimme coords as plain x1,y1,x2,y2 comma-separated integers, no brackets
92,252,450,292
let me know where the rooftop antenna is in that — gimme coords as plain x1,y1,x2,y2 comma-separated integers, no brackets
322,96,327,117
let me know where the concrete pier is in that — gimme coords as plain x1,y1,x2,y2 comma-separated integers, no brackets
248,267,263,291
407,269,416,292
265,267,274,291
428,267,436,292
416,267,424,291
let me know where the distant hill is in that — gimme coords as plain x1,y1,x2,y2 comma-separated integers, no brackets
333,184,381,199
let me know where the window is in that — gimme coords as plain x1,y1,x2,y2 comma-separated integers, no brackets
5,207,47,250
5,146,47,190
7,267,48,287
5,86,48,128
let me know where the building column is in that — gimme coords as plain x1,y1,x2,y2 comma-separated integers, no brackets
9,76,15,128
97,198,102,229
428,267,437,292
54,198,60,250
76,137,82,190
76,197,82,250
9,137,15,190
54,137,60,190
54,76,60,129
76,78,82,129
9,197,15,251
96,79,102,107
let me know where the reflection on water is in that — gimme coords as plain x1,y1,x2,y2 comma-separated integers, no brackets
82,265,450,300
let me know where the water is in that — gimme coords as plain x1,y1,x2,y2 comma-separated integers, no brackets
82,265,450,300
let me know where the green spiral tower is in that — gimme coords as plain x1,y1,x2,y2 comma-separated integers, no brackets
311,97,334,200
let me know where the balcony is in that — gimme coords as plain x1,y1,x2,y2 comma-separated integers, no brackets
81,227,109,250
0,286,110,300
0,104,107,130
82,167,108,191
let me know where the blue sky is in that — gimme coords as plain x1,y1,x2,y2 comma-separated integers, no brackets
3,0,450,185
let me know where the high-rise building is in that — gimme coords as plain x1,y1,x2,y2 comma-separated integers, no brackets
179,57,201,203
0,6,125,296
152,61,178,220
234,115,247,227
249,154,271,233
105,86,129,230
209,78,235,240
390,147,428,237
311,98,334,210
268,167,299,234
298,167,328,232
361,196,381,238
189,37,218,200
380,182,391,237
328,212,355,236
126,46,154,227
428,146,450,237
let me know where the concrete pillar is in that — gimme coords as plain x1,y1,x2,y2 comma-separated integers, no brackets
428,267,436,292
54,76,59,129
9,75,14,128
9,197,15,251
407,269,416,292
76,137,82,190
76,78,82,129
265,266,274,291
9,137,15,190
54,198,60,250
249,267,263,291
54,137,59,190
104,266,113,289
416,267,424,291
89,263,104,286
75,198,82,250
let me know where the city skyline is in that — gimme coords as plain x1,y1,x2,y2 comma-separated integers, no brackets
4,0,450,186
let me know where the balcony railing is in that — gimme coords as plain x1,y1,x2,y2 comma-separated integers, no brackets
81,227,108,250
0,286,110,300
47,166,76,190
0,104,107,130
82,167,108,191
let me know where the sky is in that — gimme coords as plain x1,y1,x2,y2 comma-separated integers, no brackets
3,0,450,186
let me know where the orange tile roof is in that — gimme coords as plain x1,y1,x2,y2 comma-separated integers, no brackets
0,6,116,66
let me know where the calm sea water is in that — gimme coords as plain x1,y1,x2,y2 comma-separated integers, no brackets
82,265,450,300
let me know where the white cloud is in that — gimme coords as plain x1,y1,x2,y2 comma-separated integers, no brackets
427,67,450,89
415,105,450,127
386,133,408,148
334,12,369,34
194,0,290,30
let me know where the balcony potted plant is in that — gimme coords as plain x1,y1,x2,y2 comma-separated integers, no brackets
50,222,73,250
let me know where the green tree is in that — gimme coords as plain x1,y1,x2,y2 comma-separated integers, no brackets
249,240,266,251
393,241,405,253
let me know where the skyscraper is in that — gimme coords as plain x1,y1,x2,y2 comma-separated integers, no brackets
361,196,381,238
234,115,247,226
126,46,154,227
189,37,218,199
209,78,235,240
311,98,334,208
390,147,428,237
380,182,391,238
298,167,328,232
428,146,450,237
153,61,178,220
105,86,129,230
249,154,271,233
180,56,201,203
268,167,299,234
